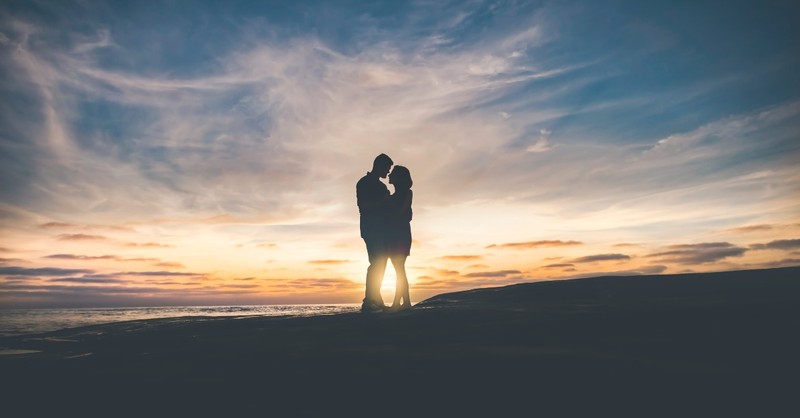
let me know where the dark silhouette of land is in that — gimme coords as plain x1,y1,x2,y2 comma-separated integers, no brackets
2,266,798,415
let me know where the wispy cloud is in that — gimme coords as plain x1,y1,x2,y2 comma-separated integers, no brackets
542,263,574,268
123,242,174,248
113,271,199,277
45,254,120,261
486,240,582,249
264,278,361,291
750,239,800,251
308,259,352,265
49,276,124,284
570,254,631,263
646,242,747,264
39,222,76,229
726,224,775,234
463,270,521,278
438,255,483,261
56,234,107,241
0,266,94,276
0,257,28,264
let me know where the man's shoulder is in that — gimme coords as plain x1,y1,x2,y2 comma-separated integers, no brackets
356,173,371,185
357,173,381,189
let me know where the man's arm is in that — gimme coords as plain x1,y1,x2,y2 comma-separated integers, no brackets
357,180,389,214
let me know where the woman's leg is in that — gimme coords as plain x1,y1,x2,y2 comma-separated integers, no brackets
390,254,409,307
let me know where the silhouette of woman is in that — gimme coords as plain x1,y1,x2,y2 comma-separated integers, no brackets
386,165,413,311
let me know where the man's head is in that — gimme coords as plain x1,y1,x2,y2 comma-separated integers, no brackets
372,153,393,178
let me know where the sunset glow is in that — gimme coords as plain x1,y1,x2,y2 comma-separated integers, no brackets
1,0,798,307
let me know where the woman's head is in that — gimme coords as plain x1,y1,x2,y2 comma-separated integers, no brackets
389,165,413,190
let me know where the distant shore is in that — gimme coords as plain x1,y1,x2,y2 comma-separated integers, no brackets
2,266,799,415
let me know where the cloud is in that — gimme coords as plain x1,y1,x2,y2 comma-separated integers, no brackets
564,265,668,278
726,224,775,233
414,267,461,277
755,258,800,268
612,243,639,248
114,271,199,277
0,283,166,294
0,257,28,264
56,233,107,241
44,254,118,260
570,254,631,263
123,242,174,248
153,262,185,268
486,240,582,249
438,255,483,261
467,264,489,269
646,242,747,264
542,263,574,268
264,278,361,290
308,259,352,265
526,129,553,153
40,222,135,232
49,276,124,283
0,266,94,276
463,270,522,278
44,254,179,267
39,222,76,229
750,239,800,251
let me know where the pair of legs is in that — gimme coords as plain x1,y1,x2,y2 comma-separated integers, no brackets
389,254,410,308
363,237,412,310
363,237,387,308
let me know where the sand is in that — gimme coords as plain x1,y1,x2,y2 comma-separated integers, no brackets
2,266,798,416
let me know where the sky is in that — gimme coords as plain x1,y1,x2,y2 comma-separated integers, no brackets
1,0,799,308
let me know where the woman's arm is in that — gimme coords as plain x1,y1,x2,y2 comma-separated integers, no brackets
386,190,412,215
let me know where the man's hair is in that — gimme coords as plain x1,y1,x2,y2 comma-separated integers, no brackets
373,153,393,169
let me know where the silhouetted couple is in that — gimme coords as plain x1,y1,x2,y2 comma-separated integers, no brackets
357,154,413,313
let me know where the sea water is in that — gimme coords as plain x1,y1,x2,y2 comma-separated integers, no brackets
0,304,360,337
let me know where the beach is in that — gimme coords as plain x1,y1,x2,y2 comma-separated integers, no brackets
2,266,799,416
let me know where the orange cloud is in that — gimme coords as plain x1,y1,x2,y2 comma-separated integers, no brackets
726,224,774,233
438,255,483,261
154,262,185,268
0,257,29,264
56,234,107,241
39,222,76,229
750,239,800,251
542,263,574,268
308,259,352,265
124,242,174,248
463,270,521,278
45,254,118,260
646,242,746,264
264,277,361,291
486,240,583,249
570,253,630,263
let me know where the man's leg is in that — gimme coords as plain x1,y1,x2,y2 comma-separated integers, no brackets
364,237,388,307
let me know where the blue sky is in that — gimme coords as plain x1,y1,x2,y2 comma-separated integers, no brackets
1,0,799,307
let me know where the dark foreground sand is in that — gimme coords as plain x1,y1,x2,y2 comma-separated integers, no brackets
2,267,799,416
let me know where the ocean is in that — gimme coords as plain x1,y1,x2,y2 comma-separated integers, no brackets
0,304,360,337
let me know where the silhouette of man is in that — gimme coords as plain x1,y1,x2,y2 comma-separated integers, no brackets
357,153,393,312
